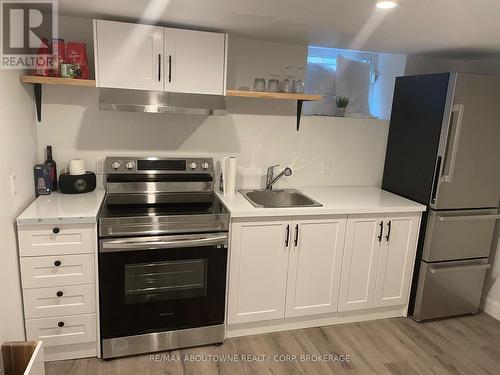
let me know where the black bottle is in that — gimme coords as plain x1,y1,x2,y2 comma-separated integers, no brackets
45,145,57,191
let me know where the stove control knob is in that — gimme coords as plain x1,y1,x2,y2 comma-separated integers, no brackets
111,161,121,170
189,162,197,170
125,161,135,170
201,162,209,169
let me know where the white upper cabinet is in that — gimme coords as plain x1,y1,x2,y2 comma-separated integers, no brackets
94,20,164,91
285,216,346,318
373,213,420,308
338,214,383,312
164,28,226,95
94,20,227,94
227,219,290,324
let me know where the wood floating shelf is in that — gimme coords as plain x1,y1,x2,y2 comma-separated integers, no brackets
20,76,96,122
226,90,322,131
20,75,96,87
226,90,321,101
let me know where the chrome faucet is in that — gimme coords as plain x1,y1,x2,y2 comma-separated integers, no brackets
265,165,292,190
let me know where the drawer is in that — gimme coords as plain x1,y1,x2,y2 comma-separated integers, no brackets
23,284,96,319
18,224,95,257
25,313,96,348
21,254,95,288
422,209,497,262
413,259,490,321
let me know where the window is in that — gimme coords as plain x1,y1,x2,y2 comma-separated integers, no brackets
307,46,377,82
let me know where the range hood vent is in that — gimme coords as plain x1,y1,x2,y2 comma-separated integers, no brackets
99,88,227,115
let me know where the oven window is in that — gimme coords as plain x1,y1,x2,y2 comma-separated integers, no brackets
124,259,207,304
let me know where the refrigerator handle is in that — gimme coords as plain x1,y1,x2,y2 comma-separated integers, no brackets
429,263,490,275
442,104,465,183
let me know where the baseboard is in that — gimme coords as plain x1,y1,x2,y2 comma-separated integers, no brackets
483,297,500,321
226,305,406,338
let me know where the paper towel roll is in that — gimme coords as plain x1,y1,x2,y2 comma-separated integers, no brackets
223,157,237,196
69,159,86,175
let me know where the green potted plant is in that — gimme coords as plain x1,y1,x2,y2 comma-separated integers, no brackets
335,96,350,117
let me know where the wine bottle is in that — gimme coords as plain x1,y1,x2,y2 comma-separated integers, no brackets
45,145,57,191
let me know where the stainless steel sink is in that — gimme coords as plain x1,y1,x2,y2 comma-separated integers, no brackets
239,188,322,208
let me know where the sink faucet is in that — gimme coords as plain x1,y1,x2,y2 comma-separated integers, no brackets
265,165,292,190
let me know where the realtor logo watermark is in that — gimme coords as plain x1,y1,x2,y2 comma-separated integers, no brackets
1,0,58,69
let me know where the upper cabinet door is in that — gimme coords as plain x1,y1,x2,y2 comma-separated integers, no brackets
374,213,420,308
285,216,347,318
338,214,383,312
227,219,290,324
164,28,226,95
94,20,163,91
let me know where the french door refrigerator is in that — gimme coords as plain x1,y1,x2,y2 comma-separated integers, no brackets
382,73,500,321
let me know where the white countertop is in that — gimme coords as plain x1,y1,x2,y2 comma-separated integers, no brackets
216,186,426,218
17,190,106,226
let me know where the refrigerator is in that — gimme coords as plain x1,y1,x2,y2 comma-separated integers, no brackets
382,73,500,321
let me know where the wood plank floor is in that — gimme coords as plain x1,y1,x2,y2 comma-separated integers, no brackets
46,313,500,375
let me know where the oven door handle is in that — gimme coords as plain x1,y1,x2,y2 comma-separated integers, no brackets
100,234,228,252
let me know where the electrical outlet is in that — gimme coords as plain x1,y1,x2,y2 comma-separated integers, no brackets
95,159,105,175
321,160,332,175
10,173,16,197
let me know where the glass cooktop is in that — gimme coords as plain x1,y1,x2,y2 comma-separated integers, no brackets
100,193,227,219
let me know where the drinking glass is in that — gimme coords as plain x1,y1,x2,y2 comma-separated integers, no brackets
253,78,266,92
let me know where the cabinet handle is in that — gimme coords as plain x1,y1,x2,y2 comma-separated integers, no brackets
294,224,299,246
58,321,64,328
285,225,290,247
168,55,172,83
56,291,63,297
158,54,161,81
385,221,392,242
52,227,60,234
54,260,61,267
378,221,383,242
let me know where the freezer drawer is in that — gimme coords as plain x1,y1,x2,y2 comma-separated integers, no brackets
422,209,499,262
412,259,490,321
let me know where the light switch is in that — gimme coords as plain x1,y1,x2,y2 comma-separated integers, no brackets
10,173,16,197
321,160,332,175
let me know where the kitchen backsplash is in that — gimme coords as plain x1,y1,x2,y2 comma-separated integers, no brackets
36,85,389,190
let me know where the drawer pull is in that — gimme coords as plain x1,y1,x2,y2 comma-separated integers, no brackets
54,260,62,267
56,291,63,297
52,227,60,234
58,321,64,328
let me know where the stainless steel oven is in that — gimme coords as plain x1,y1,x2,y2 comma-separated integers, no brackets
98,157,229,358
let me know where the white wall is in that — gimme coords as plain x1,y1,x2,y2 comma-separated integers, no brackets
36,16,390,190
0,71,37,351
405,54,500,321
36,85,389,190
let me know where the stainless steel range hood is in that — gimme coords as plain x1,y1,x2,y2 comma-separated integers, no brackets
99,88,227,115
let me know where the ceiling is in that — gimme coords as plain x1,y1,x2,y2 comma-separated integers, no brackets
58,0,500,58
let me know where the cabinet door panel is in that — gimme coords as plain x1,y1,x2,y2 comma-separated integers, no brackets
227,220,289,324
338,215,382,312
374,213,420,308
165,28,225,94
94,20,163,90
285,216,347,317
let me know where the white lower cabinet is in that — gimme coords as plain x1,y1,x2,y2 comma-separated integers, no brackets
227,215,347,324
373,213,420,308
228,212,420,325
18,223,99,361
227,219,290,324
338,213,420,312
285,217,346,317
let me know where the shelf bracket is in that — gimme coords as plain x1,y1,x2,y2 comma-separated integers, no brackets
34,83,42,123
296,99,304,131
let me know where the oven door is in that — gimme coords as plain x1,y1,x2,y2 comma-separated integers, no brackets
99,232,227,340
